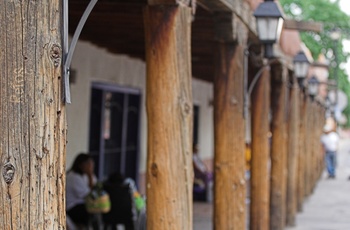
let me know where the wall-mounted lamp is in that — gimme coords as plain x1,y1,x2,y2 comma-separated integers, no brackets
308,75,319,100
244,0,284,118
293,51,310,89
253,0,284,58
325,96,332,109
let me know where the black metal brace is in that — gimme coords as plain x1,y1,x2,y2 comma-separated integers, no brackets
62,0,98,103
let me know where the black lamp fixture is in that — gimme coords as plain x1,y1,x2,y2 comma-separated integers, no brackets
253,0,284,59
308,75,319,100
325,95,331,109
293,51,310,89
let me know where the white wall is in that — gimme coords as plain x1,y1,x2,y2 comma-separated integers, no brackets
67,40,214,173
192,80,214,159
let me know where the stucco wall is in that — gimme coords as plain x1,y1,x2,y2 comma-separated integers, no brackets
67,41,147,172
67,40,214,174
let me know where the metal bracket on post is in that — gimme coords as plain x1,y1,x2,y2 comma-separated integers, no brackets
62,0,98,104
243,59,277,119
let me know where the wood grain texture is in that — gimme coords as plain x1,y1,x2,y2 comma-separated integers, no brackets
284,19,323,33
0,1,66,229
144,5,193,230
213,43,246,230
286,83,300,227
297,94,307,212
250,68,270,230
304,98,312,197
269,65,288,230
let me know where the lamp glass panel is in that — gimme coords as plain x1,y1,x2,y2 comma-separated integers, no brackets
325,97,331,108
295,62,309,78
257,17,282,42
276,18,284,42
308,83,318,96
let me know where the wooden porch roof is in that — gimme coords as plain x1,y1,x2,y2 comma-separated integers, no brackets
69,0,216,82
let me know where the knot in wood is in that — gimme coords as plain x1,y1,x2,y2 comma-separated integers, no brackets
50,44,62,67
181,101,192,116
231,97,238,105
3,163,15,184
151,163,158,177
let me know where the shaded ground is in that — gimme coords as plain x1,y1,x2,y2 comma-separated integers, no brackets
286,137,350,230
193,134,350,230
193,202,212,230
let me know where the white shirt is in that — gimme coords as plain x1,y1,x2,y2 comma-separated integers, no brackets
321,132,339,152
66,171,95,210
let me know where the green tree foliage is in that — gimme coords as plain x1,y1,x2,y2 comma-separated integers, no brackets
280,0,350,126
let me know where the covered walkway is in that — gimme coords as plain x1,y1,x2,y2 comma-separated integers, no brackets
194,135,350,230
286,137,350,230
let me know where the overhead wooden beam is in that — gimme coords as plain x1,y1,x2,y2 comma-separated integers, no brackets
197,0,231,11
214,13,248,43
148,0,195,9
284,19,323,33
198,0,257,37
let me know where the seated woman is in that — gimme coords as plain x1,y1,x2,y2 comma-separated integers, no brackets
66,153,96,228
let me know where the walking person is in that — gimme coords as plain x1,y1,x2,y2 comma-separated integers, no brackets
321,124,339,179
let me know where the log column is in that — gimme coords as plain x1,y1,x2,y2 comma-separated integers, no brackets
144,4,193,229
304,98,312,197
297,93,307,212
0,1,66,229
286,82,300,227
213,13,247,230
213,44,246,230
270,65,289,230
250,68,271,230
310,102,317,192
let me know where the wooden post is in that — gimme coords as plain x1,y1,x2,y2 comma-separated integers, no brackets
144,4,193,230
318,106,325,179
214,43,246,229
304,98,312,197
297,94,307,212
250,68,270,230
314,104,323,183
286,82,300,227
269,65,288,230
311,103,317,192
0,1,66,229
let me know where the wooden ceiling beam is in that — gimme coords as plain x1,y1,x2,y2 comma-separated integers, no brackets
197,0,232,12
69,0,216,82
147,0,191,5
284,19,323,33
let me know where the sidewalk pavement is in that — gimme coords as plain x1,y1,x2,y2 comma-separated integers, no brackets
194,137,350,230
193,202,212,230
286,138,350,230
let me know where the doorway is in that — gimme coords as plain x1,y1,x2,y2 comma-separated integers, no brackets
89,83,141,183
